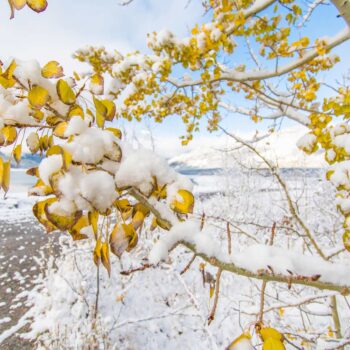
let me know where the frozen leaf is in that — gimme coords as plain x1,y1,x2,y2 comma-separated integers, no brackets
46,145,72,170
41,61,64,79
88,210,99,239
26,132,40,154
28,85,49,109
101,100,116,121
44,203,82,231
68,105,84,119
0,159,10,194
69,215,89,241
26,167,39,177
89,74,104,95
105,142,122,162
93,237,102,266
2,126,17,146
13,144,22,165
343,231,350,251
132,210,145,231
29,179,53,196
39,135,49,151
101,242,111,276
106,127,122,139
171,189,194,214
227,333,254,350
33,198,57,232
0,60,16,88
53,121,68,139
109,223,138,257
57,79,76,105
93,97,107,128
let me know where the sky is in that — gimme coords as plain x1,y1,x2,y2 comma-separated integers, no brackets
0,0,349,158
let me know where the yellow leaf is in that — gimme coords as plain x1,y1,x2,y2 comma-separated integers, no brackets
93,237,102,266
31,109,45,121
132,210,145,231
33,198,57,232
101,242,111,276
46,145,72,170
105,142,122,162
262,338,285,350
101,100,116,121
26,166,39,177
44,203,82,231
11,0,26,10
29,178,53,196
53,121,68,139
0,60,17,88
106,127,122,139
57,79,76,105
41,61,64,79
0,159,9,194
227,333,253,350
28,85,49,109
260,327,283,341
89,74,104,95
39,135,49,151
114,199,132,213
26,0,48,13
88,210,99,240
109,223,138,257
209,285,215,298
93,97,107,128
171,189,194,214
68,105,84,119
13,144,22,165
343,231,350,251
2,126,17,146
69,215,89,241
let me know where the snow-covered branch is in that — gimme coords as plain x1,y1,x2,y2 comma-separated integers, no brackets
127,183,350,294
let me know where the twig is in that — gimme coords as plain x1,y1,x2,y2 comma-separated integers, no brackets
180,254,196,275
226,222,232,255
120,263,153,276
208,268,223,325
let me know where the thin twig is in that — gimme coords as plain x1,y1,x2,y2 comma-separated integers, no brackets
208,268,223,325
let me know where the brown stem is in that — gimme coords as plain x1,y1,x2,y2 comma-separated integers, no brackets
208,268,222,325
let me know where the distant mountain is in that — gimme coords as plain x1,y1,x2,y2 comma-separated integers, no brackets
0,152,42,169
169,127,326,170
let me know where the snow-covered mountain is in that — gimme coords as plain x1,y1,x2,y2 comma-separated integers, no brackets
169,126,326,169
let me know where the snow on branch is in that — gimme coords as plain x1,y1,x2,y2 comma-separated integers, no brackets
219,101,309,126
125,185,350,295
148,219,350,294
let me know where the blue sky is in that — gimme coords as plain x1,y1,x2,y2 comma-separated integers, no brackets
0,0,349,156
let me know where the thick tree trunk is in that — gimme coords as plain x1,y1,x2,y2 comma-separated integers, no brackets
331,0,350,28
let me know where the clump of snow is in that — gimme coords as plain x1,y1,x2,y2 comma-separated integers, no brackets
65,127,117,164
79,171,117,212
38,155,63,185
64,116,88,137
115,145,192,198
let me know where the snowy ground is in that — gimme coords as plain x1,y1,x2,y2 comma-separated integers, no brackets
0,167,349,349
